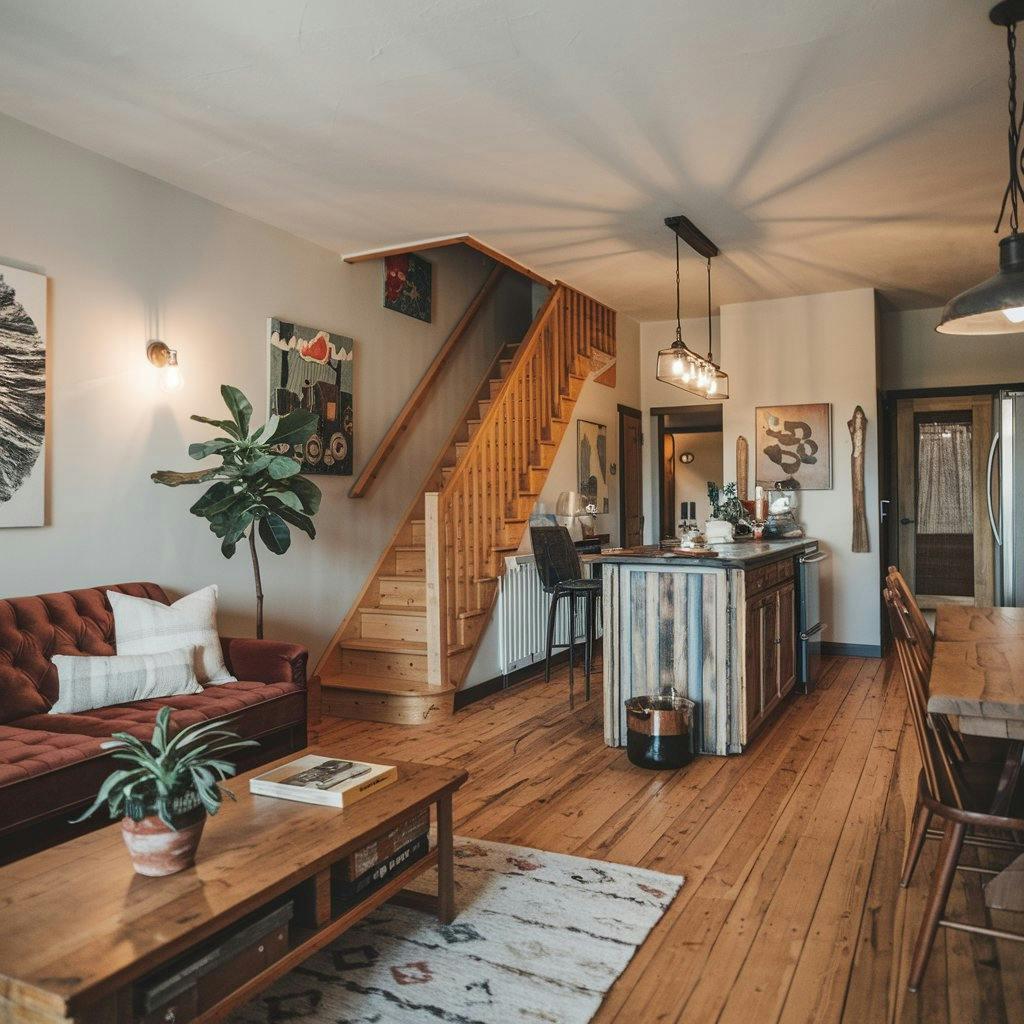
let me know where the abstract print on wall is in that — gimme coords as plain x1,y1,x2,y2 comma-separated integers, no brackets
755,403,832,490
0,264,46,527
268,319,354,476
578,420,609,514
383,253,432,323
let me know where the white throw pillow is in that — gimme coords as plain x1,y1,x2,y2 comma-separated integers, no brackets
108,585,236,685
49,647,202,715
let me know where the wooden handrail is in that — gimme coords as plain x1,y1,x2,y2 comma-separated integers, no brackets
348,265,505,498
425,284,616,678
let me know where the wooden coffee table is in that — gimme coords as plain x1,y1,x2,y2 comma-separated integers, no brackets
0,753,467,1024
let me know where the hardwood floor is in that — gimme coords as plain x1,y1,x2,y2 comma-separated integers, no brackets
317,653,1023,1023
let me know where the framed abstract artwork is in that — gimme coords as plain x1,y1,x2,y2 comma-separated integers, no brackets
0,263,46,527
268,319,354,476
577,420,609,514
755,403,832,489
383,253,432,323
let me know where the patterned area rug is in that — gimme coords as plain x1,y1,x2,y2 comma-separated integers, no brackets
231,837,683,1024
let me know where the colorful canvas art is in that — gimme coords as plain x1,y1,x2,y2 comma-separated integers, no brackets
755,403,832,489
578,420,609,514
0,264,46,527
268,319,354,476
383,253,432,323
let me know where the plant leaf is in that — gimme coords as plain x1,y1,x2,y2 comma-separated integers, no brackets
152,469,221,487
241,454,276,477
266,409,317,447
189,481,235,516
265,491,302,513
191,414,242,439
259,512,291,554
288,474,322,514
188,439,235,461
271,505,316,539
221,385,253,436
267,456,301,480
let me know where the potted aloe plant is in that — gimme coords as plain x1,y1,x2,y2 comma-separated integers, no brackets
74,707,258,876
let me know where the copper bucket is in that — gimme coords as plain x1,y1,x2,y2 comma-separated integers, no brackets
624,693,696,770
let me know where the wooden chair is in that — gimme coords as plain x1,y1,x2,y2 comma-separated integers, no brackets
884,587,1024,991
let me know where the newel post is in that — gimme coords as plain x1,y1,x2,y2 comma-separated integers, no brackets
424,492,449,687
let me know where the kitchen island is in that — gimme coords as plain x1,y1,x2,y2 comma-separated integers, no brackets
593,538,818,755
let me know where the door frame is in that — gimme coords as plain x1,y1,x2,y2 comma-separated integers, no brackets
618,404,643,547
885,387,1001,607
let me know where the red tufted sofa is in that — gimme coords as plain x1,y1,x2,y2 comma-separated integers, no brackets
0,582,309,859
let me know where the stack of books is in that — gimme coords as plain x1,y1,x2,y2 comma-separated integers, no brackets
332,808,431,908
249,755,398,807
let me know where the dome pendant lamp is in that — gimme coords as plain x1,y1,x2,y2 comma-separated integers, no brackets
938,1,1024,334
655,215,728,398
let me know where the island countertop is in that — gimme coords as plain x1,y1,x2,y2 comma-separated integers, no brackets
589,537,817,570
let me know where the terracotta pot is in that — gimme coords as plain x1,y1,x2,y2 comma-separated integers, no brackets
121,809,206,876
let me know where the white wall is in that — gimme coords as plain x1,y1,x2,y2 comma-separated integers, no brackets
639,315,721,541
0,113,531,661
881,306,1024,391
721,288,881,649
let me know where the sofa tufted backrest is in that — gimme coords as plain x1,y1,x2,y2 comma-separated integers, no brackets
0,583,169,723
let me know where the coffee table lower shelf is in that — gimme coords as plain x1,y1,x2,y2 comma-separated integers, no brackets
197,847,441,1024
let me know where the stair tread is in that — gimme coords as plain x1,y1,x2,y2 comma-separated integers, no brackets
342,636,469,656
360,604,427,617
394,545,425,552
321,672,456,697
380,573,425,582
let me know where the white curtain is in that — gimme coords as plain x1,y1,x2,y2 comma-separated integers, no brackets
917,423,973,534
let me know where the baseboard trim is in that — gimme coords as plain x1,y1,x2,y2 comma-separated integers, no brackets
822,641,883,659
455,643,600,709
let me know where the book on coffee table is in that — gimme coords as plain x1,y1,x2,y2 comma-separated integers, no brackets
249,755,397,808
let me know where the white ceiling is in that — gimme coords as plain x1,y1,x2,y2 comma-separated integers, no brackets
0,0,1009,319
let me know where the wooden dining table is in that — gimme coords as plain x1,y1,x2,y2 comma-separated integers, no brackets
928,604,1024,911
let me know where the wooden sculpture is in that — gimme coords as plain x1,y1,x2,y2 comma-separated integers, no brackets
849,405,869,552
736,436,749,500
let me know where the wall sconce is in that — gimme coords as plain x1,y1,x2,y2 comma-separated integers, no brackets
679,451,695,464
147,340,183,393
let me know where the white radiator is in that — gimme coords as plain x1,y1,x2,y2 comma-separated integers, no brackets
496,555,601,675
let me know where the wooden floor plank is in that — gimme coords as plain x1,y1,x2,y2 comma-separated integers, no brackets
315,653,1021,1024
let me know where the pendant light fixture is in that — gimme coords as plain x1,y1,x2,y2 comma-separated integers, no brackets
655,215,729,398
938,1,1024,334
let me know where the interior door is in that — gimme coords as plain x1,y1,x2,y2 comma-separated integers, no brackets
660,429,676,540
896,395,994,607
619,405,644,547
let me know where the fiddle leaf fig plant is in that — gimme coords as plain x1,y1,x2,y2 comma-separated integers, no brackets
152,385,322,637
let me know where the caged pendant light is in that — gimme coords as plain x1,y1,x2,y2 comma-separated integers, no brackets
938,1,1024,334
655,216,729,398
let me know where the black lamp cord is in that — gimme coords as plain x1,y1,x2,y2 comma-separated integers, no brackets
706,257,714,363
675,232,684,347
996,21,1024,235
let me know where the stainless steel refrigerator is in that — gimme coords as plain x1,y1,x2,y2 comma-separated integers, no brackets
990,390,1024,605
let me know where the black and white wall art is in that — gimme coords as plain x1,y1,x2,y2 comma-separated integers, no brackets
0,264,46,527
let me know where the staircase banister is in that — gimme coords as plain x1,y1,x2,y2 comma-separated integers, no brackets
438,283,566,502
348,263,505,498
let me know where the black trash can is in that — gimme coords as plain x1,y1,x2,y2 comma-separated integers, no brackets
624,693,696,770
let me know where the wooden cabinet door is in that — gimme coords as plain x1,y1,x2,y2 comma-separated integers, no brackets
776,581,796,698
744,594,763,733
761,592,779,712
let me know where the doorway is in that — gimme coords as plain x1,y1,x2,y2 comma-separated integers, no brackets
618,405,643,547
894,394,994,607
652,404,723,541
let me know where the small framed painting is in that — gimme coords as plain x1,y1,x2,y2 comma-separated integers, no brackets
383,253,432,323
0,263,47,527
755,403,832,489
577,420,609,514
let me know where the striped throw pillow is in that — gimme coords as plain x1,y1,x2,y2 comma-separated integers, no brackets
108,585,236,685
50,647,202,714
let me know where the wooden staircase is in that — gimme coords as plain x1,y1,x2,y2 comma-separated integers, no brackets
316,283,616,724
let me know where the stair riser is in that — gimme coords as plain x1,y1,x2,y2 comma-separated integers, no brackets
458,613,488,648
409,521,425,545
379,578,426,607
507,495,538,520
341,647,427,681
360,611,427,644
396,548,425,574
322,687,453,725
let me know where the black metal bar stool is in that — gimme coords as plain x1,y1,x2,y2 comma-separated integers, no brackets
530,526,601,708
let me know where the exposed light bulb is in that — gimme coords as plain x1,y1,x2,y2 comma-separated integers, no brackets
707,376,718,396
1004,306,1024,323
672,356,684,376
682,362,692,382
160,350,184,393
